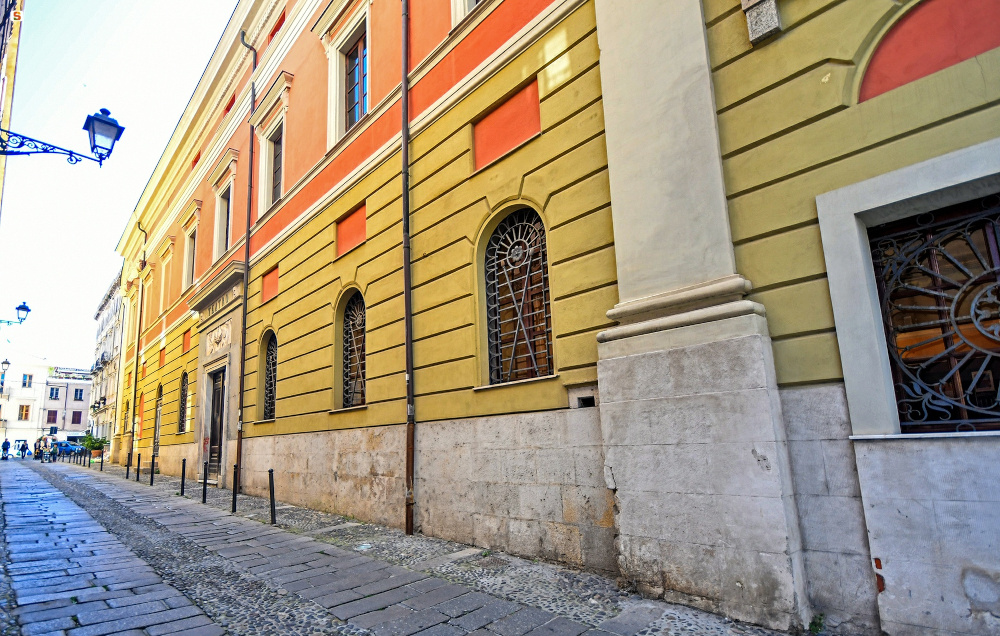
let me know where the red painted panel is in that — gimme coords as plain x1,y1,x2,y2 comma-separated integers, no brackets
860,0,1000,101
337,206,367,257
262,266,280,303
159,349,165,368
138,393,144,437
474,80,540,169
183,329,192,353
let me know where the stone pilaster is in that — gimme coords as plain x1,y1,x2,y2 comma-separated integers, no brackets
594,0,808,629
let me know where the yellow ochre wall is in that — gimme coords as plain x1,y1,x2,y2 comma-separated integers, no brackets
705,0,1000,386
243,3,614,438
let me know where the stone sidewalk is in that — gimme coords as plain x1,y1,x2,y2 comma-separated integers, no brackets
1,459,786,636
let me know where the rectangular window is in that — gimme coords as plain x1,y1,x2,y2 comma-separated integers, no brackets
184,228,197,288
269,126,283,205
345,33,368,129
22,374,31,388
47,410,57,424
869,194,1000,433
216,186,231,258
74,388,83,401
49,387,59,400
18,405,29,420
72,411,82,425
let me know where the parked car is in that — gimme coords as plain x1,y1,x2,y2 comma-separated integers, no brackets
53,441,84,455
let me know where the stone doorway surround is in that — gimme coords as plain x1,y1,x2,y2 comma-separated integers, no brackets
189,260,246,490
593,0,808,629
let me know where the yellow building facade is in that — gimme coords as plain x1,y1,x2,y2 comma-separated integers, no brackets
113,0,1000,633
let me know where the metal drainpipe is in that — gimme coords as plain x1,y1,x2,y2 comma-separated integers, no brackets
401,0,417,536
130,223,148,461
235,31,258,494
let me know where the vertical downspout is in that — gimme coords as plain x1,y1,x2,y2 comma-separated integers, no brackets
130,224,148,462
401,0,417,535
236,31,258,493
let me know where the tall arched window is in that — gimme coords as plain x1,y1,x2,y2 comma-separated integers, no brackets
343,293,366,407
178,372,189,433
263,332,278,420
122,400,129,434
154,385,163,450
485,208,554,384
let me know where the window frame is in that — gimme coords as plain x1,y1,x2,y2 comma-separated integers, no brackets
46,410,57,424
49,387,59,400
22,374,31,388
72,411,82,425
324,6,369,148
258,115,286,214
18,404,29,420
451,0,485,26
183,226,198,289
817,137,1000,436
480,206,556,386
260,330,278,421
178,372,189,433
214,182,233,261
74,388,84,401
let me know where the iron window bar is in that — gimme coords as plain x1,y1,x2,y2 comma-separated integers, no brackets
343,293,367,407
870,193,1000,433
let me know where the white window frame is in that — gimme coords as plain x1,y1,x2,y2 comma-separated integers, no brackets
250,73,292,215
74,388,84,401
324,5,368,148
817,136,1000,437
183,226,198,289
451,0,483,26
213,182,233,261
49,387,59,400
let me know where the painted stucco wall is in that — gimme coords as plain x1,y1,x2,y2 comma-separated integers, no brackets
705,0,1000,387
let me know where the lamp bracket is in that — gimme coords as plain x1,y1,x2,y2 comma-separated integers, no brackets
0,127,102,165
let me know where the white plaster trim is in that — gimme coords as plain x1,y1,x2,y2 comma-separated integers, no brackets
249,71,293,128
323,4,368,148
597,299,764,343
816,136,1000,436
208,148,239,187
606,275,753,325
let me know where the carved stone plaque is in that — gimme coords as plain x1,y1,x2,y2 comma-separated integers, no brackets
206,320,232,356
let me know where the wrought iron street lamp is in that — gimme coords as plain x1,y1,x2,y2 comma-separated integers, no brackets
0,108,124,166
0,302,30,328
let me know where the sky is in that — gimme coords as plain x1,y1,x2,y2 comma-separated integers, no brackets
0,0,238,369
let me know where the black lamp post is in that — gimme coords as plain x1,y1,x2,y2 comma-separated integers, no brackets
0,109,124,166
0,302,30,327
0,358,8,397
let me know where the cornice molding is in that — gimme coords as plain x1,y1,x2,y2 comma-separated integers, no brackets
250,71,293,128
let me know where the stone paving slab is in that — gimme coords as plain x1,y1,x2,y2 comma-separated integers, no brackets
1,460,797,636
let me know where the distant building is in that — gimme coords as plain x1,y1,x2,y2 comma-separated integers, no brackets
43,367,91,441
91,274,124,457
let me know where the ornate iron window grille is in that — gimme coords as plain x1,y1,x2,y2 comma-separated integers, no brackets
343,293,366,407
485,208,554,384
263,335,278,420
154,386,163,454
870,194,1000,433
177,373,188,433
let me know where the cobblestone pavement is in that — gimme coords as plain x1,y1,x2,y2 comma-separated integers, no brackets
1,457,790,636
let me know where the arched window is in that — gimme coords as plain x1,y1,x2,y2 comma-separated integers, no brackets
178,372,189,433
343,293,366,407
485,208,553,384
122,400,129,434
154,385,163,449
263,332,278,420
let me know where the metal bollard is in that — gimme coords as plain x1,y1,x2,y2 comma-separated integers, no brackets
126,453,131,479
231,464,238,513
180,458,186,496
269,469,276,525
150,455,155,486
202,461,208,504
136,454,141,482
100,452,104,472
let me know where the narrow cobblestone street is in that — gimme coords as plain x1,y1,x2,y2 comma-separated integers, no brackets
0,459,787,636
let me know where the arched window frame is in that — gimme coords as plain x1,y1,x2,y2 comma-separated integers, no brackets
481,207,555,385
341,292,366,408
260,330,278,420
177,372,189,433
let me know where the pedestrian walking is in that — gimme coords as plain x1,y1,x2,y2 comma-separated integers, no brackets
1,439,9,460
33,439,41,461
19,441,27,459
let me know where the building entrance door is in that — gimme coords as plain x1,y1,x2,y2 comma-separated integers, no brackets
209,368,225,475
